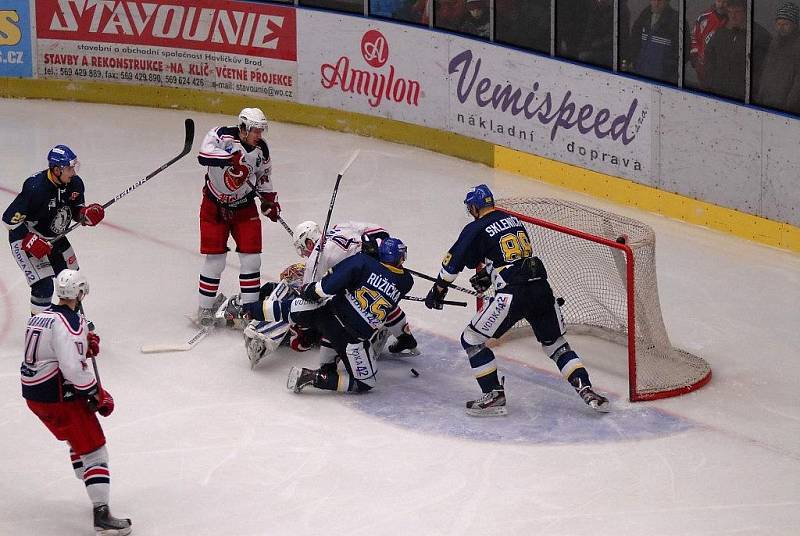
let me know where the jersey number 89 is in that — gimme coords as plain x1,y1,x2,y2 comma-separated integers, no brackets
499,231,533,262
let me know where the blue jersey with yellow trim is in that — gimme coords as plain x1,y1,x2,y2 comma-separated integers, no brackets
320,252,413,339
440,209,533,284
2,170,86,242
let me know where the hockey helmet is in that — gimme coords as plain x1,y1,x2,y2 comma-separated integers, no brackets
55,269,90,301
378,237,407,266
464,184,494,211
47,145,79,169
293,221,322,257
238,108,268,133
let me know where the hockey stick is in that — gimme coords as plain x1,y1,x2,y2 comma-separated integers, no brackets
404,267,478,296
310,149,360,281
243,177,294,238
402,295,467,307
277,216,293,237
140,326,210,354
59,118,195,238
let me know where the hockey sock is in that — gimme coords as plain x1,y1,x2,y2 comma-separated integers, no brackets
81,446,110,507
552,348,589,386
465,344,501,393
69,448,84,480
199,254,226,308
238,253,261,305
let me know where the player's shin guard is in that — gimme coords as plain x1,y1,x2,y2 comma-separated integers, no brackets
70,448,84,480
30,278,53,315
199,253,225,308
81,446,110,507
544,337,590,386
461,331,501,393
238,253,261,304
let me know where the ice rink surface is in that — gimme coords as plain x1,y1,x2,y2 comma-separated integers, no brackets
1,98,799,535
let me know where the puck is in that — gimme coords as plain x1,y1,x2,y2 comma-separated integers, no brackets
410,368,419,377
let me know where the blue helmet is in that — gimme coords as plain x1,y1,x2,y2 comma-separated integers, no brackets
378,237,407,266
464,184,494,211
47,145,78,168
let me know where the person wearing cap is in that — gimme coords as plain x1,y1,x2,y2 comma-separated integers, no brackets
2,145,105,315
755,2,800,114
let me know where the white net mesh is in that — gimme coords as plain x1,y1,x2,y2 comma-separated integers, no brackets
490,197,711,401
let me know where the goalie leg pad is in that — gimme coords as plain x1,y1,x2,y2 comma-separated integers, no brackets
243,319,290,368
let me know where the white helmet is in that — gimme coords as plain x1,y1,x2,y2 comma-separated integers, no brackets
238,108,268,133
55,270,90,301
293,221,322,257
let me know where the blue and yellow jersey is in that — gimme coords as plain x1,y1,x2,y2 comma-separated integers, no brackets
2,170,86,242
438,209,533,286
319,252,414,339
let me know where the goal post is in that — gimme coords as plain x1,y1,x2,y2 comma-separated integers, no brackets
481,197,712,402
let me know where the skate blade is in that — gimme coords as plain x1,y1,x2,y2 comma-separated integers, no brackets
466,406,508,417
380,348,421,359
590,400,611,413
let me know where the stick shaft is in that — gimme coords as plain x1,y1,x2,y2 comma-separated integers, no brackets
404,267,478,296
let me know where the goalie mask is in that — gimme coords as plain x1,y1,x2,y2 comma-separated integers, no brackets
279,262,306,290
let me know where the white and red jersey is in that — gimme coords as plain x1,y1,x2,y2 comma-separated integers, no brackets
198,126,273,208
20,304,97,403
303,221,387,285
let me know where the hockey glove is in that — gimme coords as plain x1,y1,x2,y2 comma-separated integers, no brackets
301,282,323,303
289,324,314,352
260,192,281,222
79,203,105,226
95,388,114,417
424,284,448,310
86,332,100,358
21,232,52,259
469,268,491,293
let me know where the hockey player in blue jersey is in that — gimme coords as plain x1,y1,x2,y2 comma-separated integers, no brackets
424,184,609,416
284,237,414,394
3,145,105,314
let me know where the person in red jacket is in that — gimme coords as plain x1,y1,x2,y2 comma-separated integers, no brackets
689,0,729,86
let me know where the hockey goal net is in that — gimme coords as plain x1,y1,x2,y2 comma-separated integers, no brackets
483,197,711,402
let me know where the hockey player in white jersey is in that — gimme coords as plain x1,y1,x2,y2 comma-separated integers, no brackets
20,270,131,535
242,220,418,368
196,108,281,326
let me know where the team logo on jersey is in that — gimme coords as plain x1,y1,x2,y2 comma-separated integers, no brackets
49,206,71,234
70,192,80,201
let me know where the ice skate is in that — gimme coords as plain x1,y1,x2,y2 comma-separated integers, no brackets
222,294,246,328
572,379,610,412
387,332,420,357
287,366,316,393
196,293,226,327
466,386,507,417
93,504,132,536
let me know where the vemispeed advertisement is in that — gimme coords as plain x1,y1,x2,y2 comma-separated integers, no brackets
35,0,297,100
446,39,652,179
297,11,448,127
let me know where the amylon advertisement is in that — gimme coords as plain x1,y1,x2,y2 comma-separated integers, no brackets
35,0,297,100
446,39,652,180
297,11,448,127
0,0,33,78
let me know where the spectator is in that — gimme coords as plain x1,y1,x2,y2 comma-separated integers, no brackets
576,0,616,69
435,0,467,32
704,0,770,100
689,0,728,87
756,2,800,114
495,0,551,53
460,0,490,37
627,0,681,84
395,0,430,24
